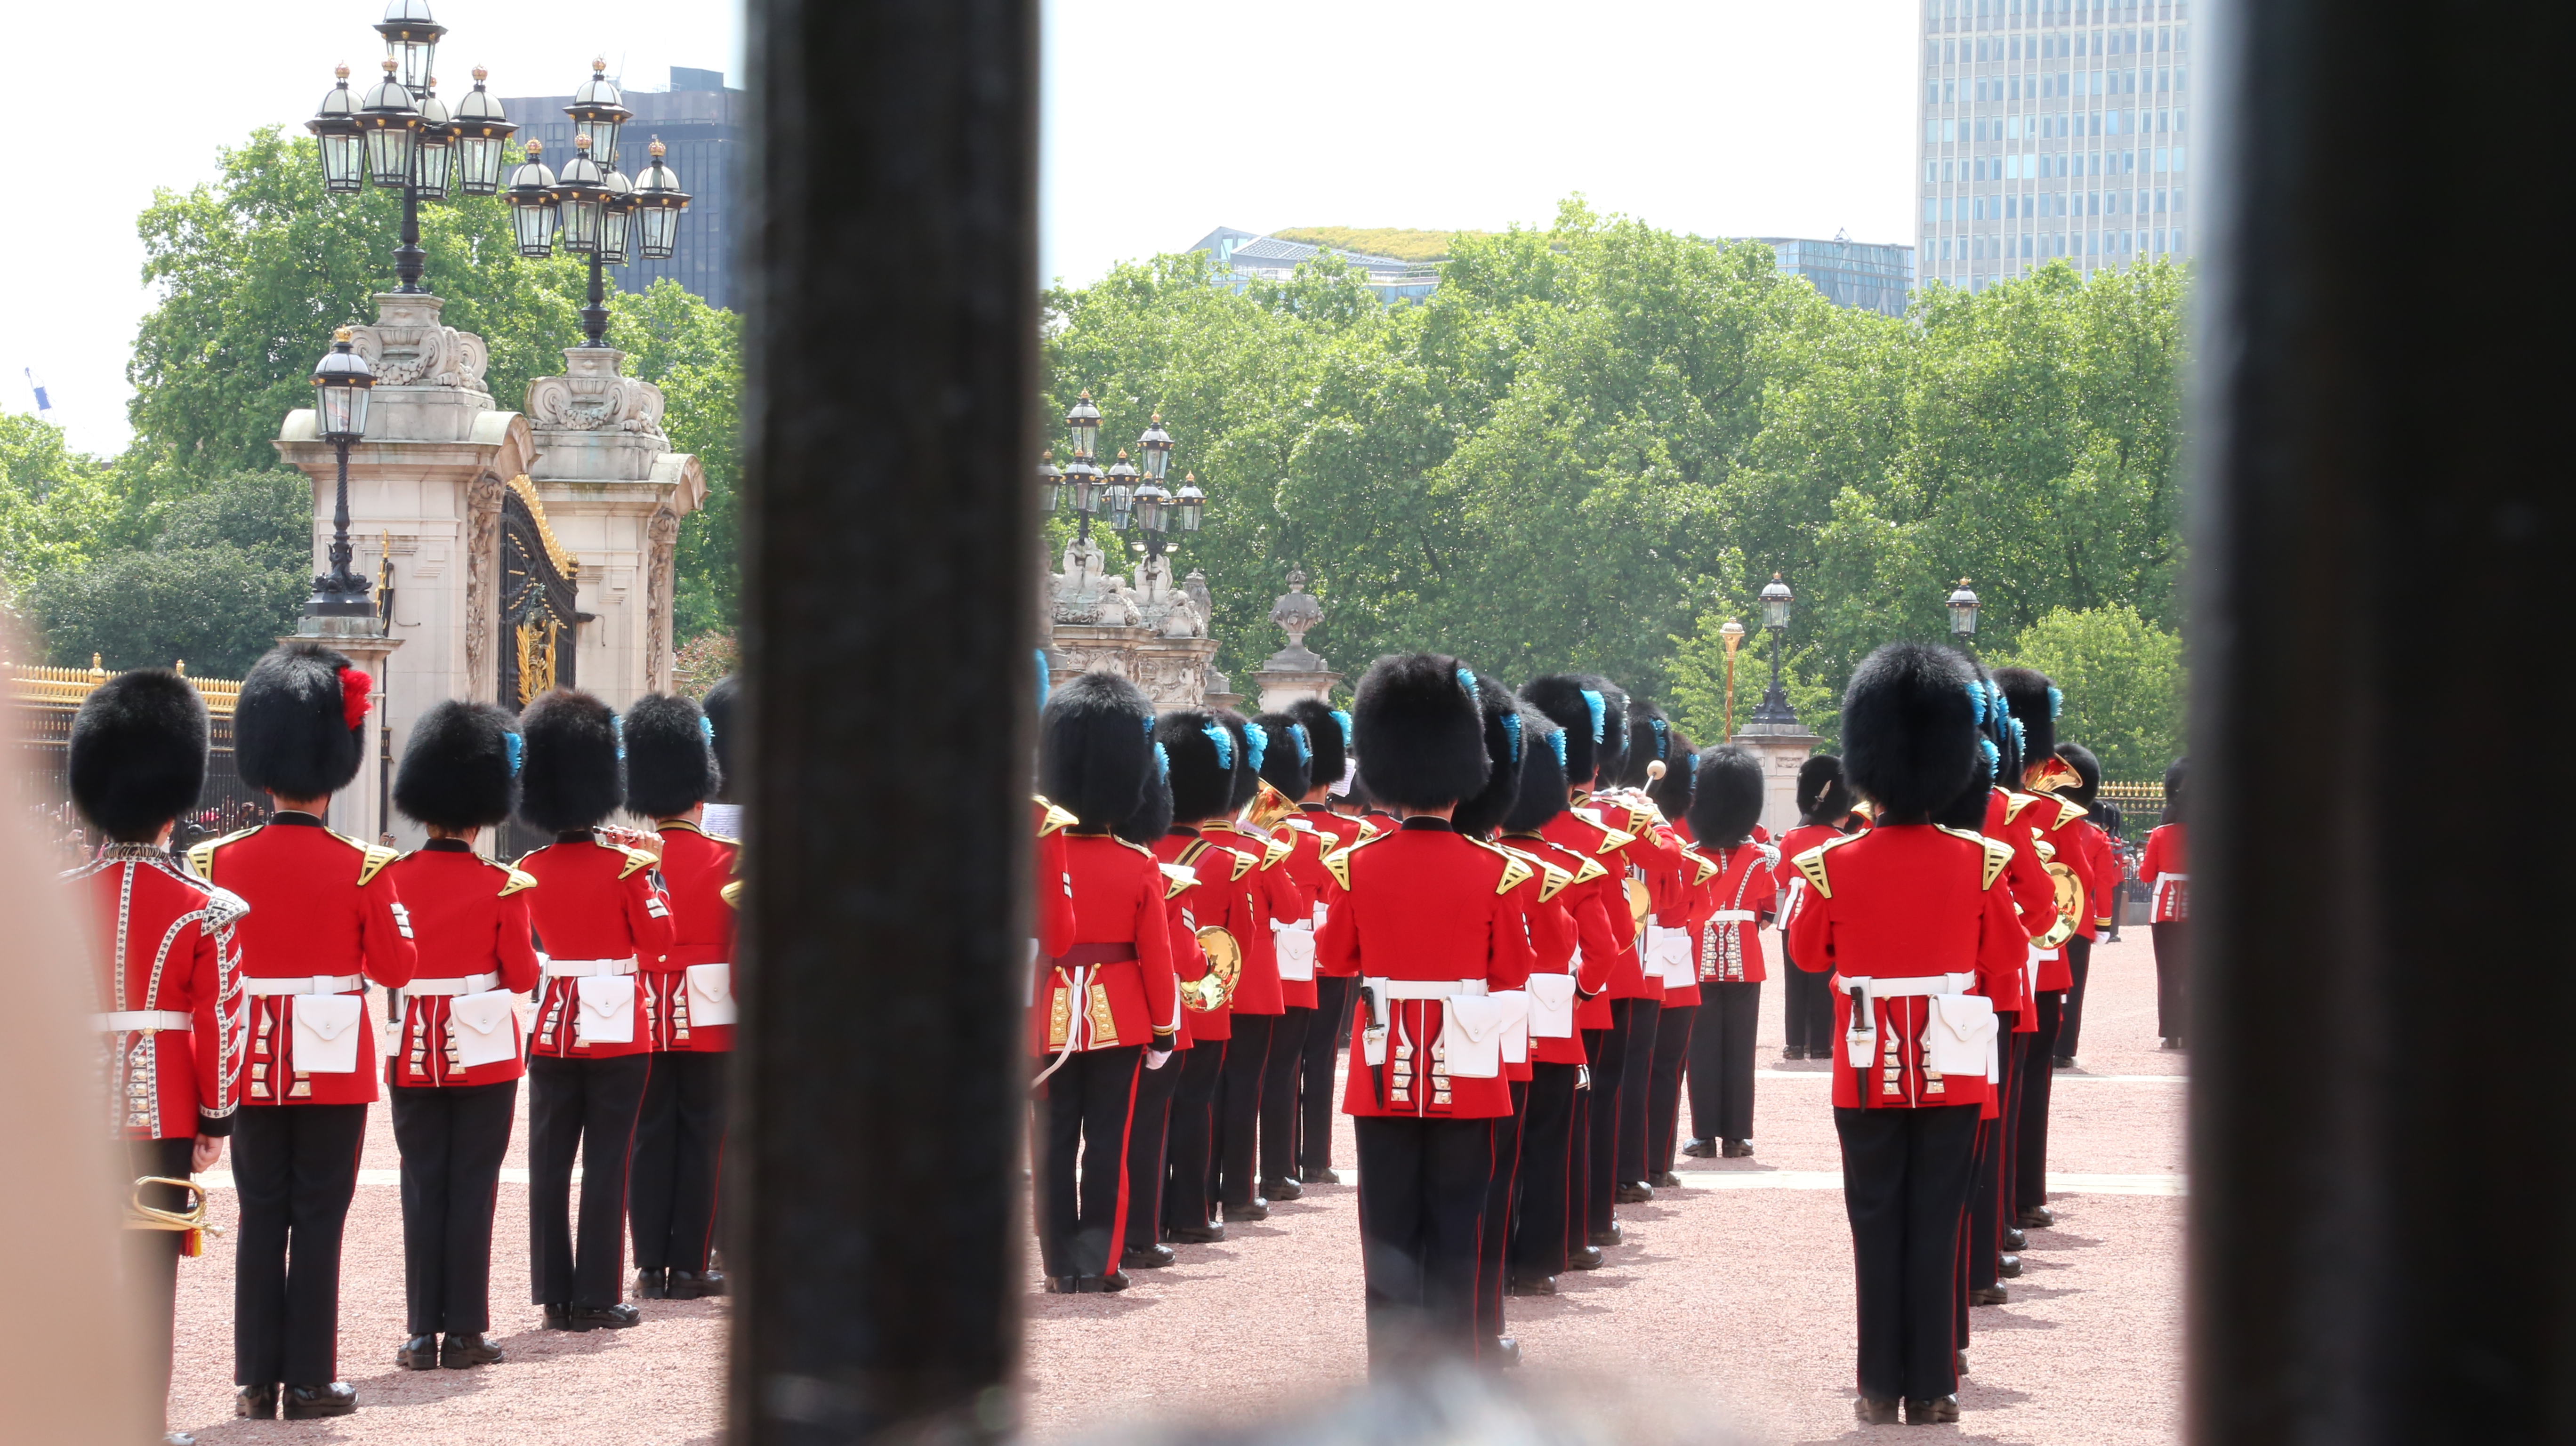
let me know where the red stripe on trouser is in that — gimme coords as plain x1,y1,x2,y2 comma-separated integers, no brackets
1103,1052,1143,1271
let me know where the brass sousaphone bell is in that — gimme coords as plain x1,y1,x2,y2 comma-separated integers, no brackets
1179,927,1242,1012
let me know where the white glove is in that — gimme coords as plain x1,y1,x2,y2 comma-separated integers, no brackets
1145,1049,1173,1071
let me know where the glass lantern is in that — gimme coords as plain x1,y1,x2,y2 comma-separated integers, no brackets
1946,579,1981,637
357,60,420,189
312,328,375,442
1131,481,1170,535
374,0,446,94
1760,573,1793,631
504,140,559,257
1137,414,1173,482
308,65,366,195
450,68,515,196
555,137,608,254
1173,475,1206,533
411,83,455,201
631,138,691,261
567,59,631,172
1065,461,1104,516
1065,391,1100,461
598,167,635,265
1038,453,1064,513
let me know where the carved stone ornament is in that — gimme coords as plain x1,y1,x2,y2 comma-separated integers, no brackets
644,506,681,693
349,294,491,393
463,472,509,703
1264,568,1328,672
527,346,667,436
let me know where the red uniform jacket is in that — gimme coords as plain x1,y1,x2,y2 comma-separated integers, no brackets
1538,809,1645,1023
648,819,740,1052
193,814,416,1106
1773,822,1847,934
382,843,544,1087
1151,857,1211,1049
1034,797,1079,960
1692,841,1780,987
1031,833,1180,1057
1579,794,1684,1004
1267,814,1341,1010
2002,789,2094,992
1318,819,1537,1119
79,845,245,1139
1787,825,2025,1111
1499,835,1617,1067
1209,820,1310,1016
2141,823,2188,922
2069,818,2121,940
1298,803,1365,852
1154,829,1256,1043
517,834,676,1060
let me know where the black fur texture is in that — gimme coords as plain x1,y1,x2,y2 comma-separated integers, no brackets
1285,698,1348,793
1252,711,1314,802
700,675,739,804
234,643,365,800
1353,653,1490,811
1518,675,1606,787
392,700,519,832
2161,756,2187,826
68,669,207,841
1153,709,1238,825
1615,699,1674,790
1646,724,1696,823
1038,672,1156,832
1450,675,1530,838
1992,666,2059,778
1934,748,1996,830
1215,710,1261,813
1795,754,1853,826
1115,763,1176,847
1840,642,1980,820
1688,744,1768,847
624,693,717,819
1584,676,1632,788
1501,708,1569,835
516,690,626,833
2054,741,2102,808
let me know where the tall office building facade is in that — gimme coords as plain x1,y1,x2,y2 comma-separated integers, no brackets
501,68,739,311
1915,0,2192,291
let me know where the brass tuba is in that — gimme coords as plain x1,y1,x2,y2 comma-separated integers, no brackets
1179,927,1242,1012
1246,779,1300,831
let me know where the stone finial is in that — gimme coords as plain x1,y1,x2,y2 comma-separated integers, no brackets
1263,568,1327,672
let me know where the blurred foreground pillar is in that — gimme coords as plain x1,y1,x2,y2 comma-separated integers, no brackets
2192,2,2576,1441
730,1,1040,1442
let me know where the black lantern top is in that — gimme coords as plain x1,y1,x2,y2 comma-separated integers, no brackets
1946,578,1981,637
375,0,446,93
568,59,632,169
1136,413,1174,482
1760,572,1793,631
1065,391,1101,462
308,64,366,195
312,327,376,442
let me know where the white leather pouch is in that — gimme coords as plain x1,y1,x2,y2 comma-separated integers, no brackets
290,993,367,1075
1644,924,1695,988
574,975,637,1045
449,989,522,1068
1923,993,1998,1078
1441,995,1508,1079
1491,990,1530,1065
1526,973,1578,1039
1274,923,1317,982
685,962,738,1027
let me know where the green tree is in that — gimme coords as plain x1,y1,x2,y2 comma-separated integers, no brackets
21,471,312,675
1992,603,2186,781
0,413,118,596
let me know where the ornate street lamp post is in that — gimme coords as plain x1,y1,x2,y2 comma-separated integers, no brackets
1719,619,1746,736
1747,572,1801,726
307,330,378,617
1046,396,1209,567
501,62,690,346
1947,578,1982,651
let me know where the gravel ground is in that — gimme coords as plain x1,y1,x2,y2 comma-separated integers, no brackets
165,932,2182,1443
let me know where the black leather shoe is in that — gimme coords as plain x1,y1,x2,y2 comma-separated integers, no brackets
1122,1243,1176,1270
1905,1394,1961,1424
235,1384,278,1420
1681,1138,1715,1158
635,1267,669,1299
1264,1176,1304,1201
1506,1273,1557,1296
1956,1348,1970,1377
1853,1396,1901,1425
442,1333,505,1368
1614,1182,1653,1204
1300,1165,1342,1185
1169,1222,1226,1244
1567,1245,1605,1270
668,1269,727,1299
549,1303,642,1331
1588,1223,1623,1248
282,1383,358,1420
2019,1205,2056,1229
1042,1276,1080,1294
2052,1055,2077,1070
1076,1271,1130,1293
397,1334,439,1370
1780,1047,1805,1061
1651,1171,1683,1189
1222,1197,1268,1222
1971,1284,2010,1306
1998,1252,2022,1278
1722,1139,1756,1158
2003,1226,2027,1251
1493,1335,1522,1369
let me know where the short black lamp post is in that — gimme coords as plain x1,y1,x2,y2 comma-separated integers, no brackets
1747,571,1800,726
307,330,378,617
1947,578,1982,649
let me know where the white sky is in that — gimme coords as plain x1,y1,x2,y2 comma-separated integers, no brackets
3,0,1917,457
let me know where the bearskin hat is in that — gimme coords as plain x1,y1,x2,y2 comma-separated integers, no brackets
68,669,208,842
1518,675,1611,787
1286,698,1350,795
1688,744,1768,848
1992,667,2061,780
1501,707,1569,835
1613,699,1673,790
1451,675,1531,838
1115,756,1175,847
624,693,718,819
2161,755,2187,825
235,642,370,800
1039,671,1155,833
2054,741,2102,808
1251,711,1313,804
1646,723,1697,825
515,690,625,833
1841,642,1981,820
1584,676,1632,787
1353,653,1490,811
392,700,519,832
701,675,740,804
1795,754,1852,827
1154,709,1240,824
1933,744,1996,830
1206,711,1256,813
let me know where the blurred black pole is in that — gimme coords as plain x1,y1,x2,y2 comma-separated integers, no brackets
2192,1,2576,1441
731,1,1039,1442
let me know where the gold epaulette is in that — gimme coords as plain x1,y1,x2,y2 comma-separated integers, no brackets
1792,832,1865,900
1159,861,1198,900
1684,848,1720,887
721,879,742,908
1321,829,1390,891
2051,796,2090,830
336,832,402,887
2001,790,2046,824
1463,837,1538,896
1034,795,1079,837
615,845,657,879
1260,836,1292,870
1226,846,1256,881
1592,821,1637,856
1112,836,1159,862
1572,854,1610,886
186,825,262,879
1934,826,2016,891
494,864,539,899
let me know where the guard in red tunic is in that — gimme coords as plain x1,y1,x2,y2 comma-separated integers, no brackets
1190,712,1300,1222
623,693,737,1302
1118,760,1210,1272
513,690,675,1331
1246,711,1324,1204
2047,742,2120,1071
2141,757,2189,1048
1776,756,1855,1061
1448,673,1536,1365
1035,795,1079,961
1280,699,1359,1184
67,669,244,1446
382,700,541,1372
1790,642,2026,1426
1318,654,1535,1373
1634,723,1705,1184
1150,712,1259,1240
1034,673,1180,1291
196,643,417,1421
1683,745,1780,1160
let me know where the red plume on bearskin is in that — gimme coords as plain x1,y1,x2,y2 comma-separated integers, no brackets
68,669,208,842
235,642,367,800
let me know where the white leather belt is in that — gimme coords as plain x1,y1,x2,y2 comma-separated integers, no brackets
1369,978,1489,1000
1712,909,1758,923
401,972,503,996
541,957,637,978
242,974,365,996
95,1010,193,1032
1841,972,1975,998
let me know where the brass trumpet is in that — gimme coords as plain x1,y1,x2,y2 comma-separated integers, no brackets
126,1175,222,1257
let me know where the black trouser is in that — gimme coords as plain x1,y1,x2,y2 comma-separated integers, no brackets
1216,1012,1275,1207
1261,1005,1311,1184
1477,1081,1526,1344
127,1136,193,1414
232,1102,367,1387
1299,977,1351,1173
2153,921,2190,1040
1165,1039,1225,1231
1645,1002,1696,1173
1354,1116,1495,1375
1782,940,1835,1055
1835,1104,1980,1404
1580,1004,1627,1234
1510,1061,1580,1278
1967,1025,2021,1293
1688,980,1762,1143
390,1079,516,1335
628,1050,726,1274
2058,935,2093,1058
1614,998,1661,1184
2016,992,2063,1216
1124,1043,1183,1251
1034,1044,1141,1279
527,1053,650,1309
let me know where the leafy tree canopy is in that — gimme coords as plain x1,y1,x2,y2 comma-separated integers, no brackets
20,470,310,676
1992,603,2186,780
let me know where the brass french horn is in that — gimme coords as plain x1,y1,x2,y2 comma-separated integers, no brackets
1179,927,1242,1012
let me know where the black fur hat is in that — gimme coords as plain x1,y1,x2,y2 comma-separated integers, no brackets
517,690,626,834
1992,667,2060,781
1616,699,1676,790
2161,755,2187,825
1584,676,1632,788
1114,761,1176,847
624,693,717,819
1933,746,1996,830
701,675,740,805
1841,642,1980,820
1214,711,1262,812
1688,744,1768,847
1154,709,1240,824
235,642,368,800
1646,724,1697,824
1450,675,1531,838
68,669,207,842
1795,754,1852,826
1039,671,1155,832
1354,653,1490,811
393,700,519,832
1252,712,1314,803
1286,698,1350,794
1501,708,1569,835
1518,675,1610,787
2055,742,2102,808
